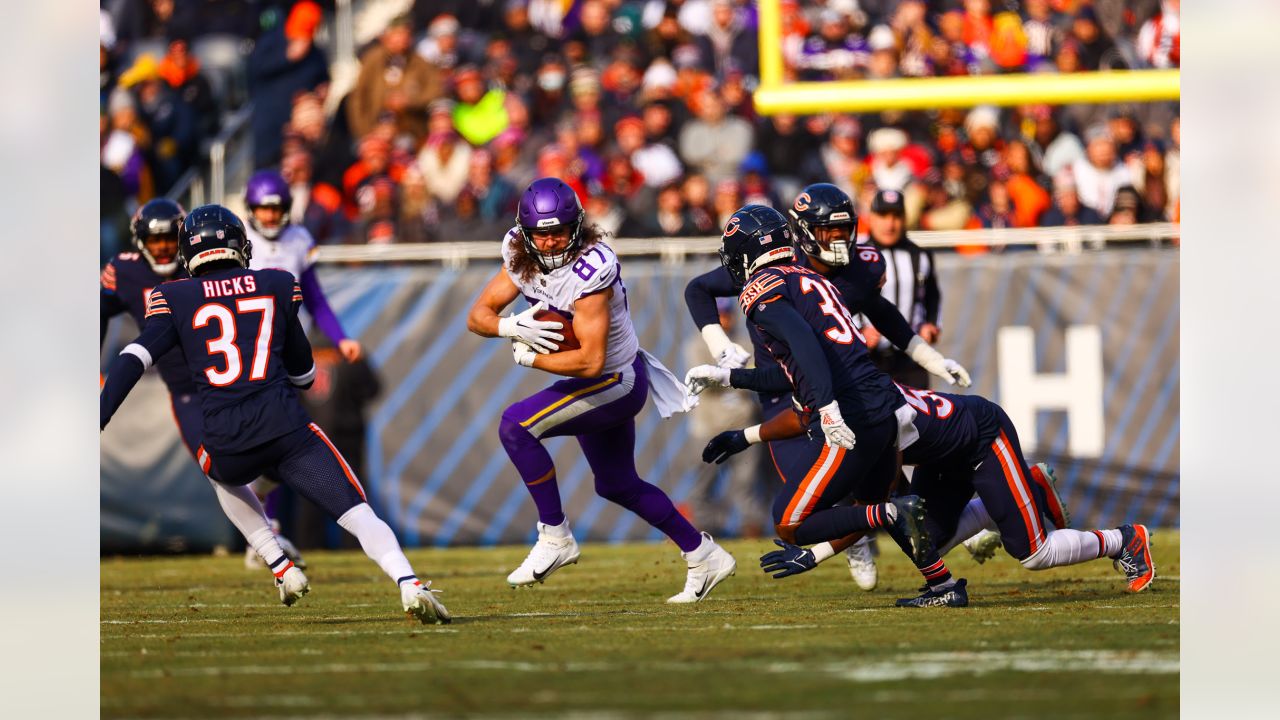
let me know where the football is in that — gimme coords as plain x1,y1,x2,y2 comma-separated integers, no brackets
534,307,579,351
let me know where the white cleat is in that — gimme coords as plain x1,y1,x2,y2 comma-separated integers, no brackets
845,536,879,591
276,566,310,607
963,529,1003,564
506,521,581,586
402,581,452,625
667,533,737,604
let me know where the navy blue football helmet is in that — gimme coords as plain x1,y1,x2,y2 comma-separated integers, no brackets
178,204,253,276
718,205,794,289
788,183,857,266
130,198,186,275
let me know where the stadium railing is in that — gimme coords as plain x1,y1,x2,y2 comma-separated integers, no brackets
313,223,1180,267
208,104,255,207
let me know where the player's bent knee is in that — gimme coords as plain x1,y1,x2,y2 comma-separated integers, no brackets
1019,542,1052,570
498,411,536,450
775,523,799,545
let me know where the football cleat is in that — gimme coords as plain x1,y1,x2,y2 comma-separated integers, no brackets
845,536,879,590
276,566,310,607
401,581,452,625
890,495,933,565
962,529,1003,564
895,578,969,608
507,521,581,586
1114,524,1155,593
1030,463,1071,529
668,533,737,604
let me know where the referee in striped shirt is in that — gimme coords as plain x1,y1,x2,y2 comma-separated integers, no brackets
862,189,942,389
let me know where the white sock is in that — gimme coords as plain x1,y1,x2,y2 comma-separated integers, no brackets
938,498,997,556
1096,528,1124,558
683,532,715,563
337,503,416,585
1021,529,1114,570
208,478,286,567
539,519,572,539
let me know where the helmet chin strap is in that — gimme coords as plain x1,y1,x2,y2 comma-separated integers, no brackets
816,240,851,266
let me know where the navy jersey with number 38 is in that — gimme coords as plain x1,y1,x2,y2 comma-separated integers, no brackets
128,267,317,453
739,264,901,428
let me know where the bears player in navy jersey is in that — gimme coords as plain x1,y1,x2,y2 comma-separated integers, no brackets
242,170,363,570
685,205,933,566
704,382,1157,605
682,184,971,588
101,198,307,568
101,205,450,624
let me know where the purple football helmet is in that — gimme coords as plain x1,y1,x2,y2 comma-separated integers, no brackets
244,170,292,239
516,177,585,272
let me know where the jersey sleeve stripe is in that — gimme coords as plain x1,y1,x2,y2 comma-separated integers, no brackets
121,343,154,370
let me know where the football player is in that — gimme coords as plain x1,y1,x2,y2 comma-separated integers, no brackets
682,183,972,589
242,170,363,569
101,205,450,624
467,178,737,603
101,198,305,567
685,206,935,569
702,382,1156,606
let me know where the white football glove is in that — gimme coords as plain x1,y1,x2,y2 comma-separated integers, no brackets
511,339,537,367
497,300,563,354
700,324,751,369
942,358,972,387
684,364,731,396
818,401,857,450
907,336,971,387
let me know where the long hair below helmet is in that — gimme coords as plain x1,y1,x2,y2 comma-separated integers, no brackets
515,178,586,272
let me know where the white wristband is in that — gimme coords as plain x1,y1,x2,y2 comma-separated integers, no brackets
700,324,733,359
743,424,762,445
811,542,836,564
906,335,944,366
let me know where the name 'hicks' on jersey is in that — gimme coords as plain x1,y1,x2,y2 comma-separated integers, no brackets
740,264,901,428
142,267,315,453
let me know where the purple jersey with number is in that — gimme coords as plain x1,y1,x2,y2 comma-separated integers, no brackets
128,267,317,453
740,264,900,428
500,230,638,373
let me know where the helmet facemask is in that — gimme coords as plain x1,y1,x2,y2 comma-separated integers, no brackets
796,216,855,267
519,212,584,273
248,202,288,240
138,231,181,276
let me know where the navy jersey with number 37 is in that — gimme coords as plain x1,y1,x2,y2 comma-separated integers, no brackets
132,267,317,453
739,264,901,428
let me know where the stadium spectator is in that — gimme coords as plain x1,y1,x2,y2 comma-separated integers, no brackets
976,175,1017,230
119,54,198,193
617,116,683,188
1021,0,1064,66
1025,104,1085,179
342,133,409,219
1108,185,1144,226
347,13,445,144
1004,140,1051,227
681,172,718,234
248,1,329,168
712,178,743,228
1068,5,1126,71
102,87,154,204
867,127,913,192
457,149,519,227
156,37,218,140
1137,0,1179,68
820,116,869,199
678,88,753,184
417,14,463,71
417,100,473,205
1040,171,1104,227
280,149,347,245
695,0,759,79
451,65,511,146
756,113,822,203
1071,123,1135,218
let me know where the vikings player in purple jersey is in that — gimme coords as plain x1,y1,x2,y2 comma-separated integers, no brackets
101,205,449,624
242,170,363,569
101,199,307,568
685,206,934,567
683,184,971,588
467,178,736,603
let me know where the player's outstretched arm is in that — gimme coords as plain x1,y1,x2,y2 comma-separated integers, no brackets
100,311,178,430
861,294,918,351
525,290,610,378
298,267,361,361
702,409,805,464
685,267,750,368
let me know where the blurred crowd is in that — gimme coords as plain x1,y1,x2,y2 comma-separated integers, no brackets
100,0,1180,254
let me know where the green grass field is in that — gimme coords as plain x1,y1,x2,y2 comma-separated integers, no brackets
101,533,1179,719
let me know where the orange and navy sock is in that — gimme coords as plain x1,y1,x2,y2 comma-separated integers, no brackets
864,503,894,529
918,557,954,589
269,555,294,579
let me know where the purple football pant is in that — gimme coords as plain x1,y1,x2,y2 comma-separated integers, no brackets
498,354,703,552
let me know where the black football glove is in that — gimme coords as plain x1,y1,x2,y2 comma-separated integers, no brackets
760,539,818,579
702,430,751,464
